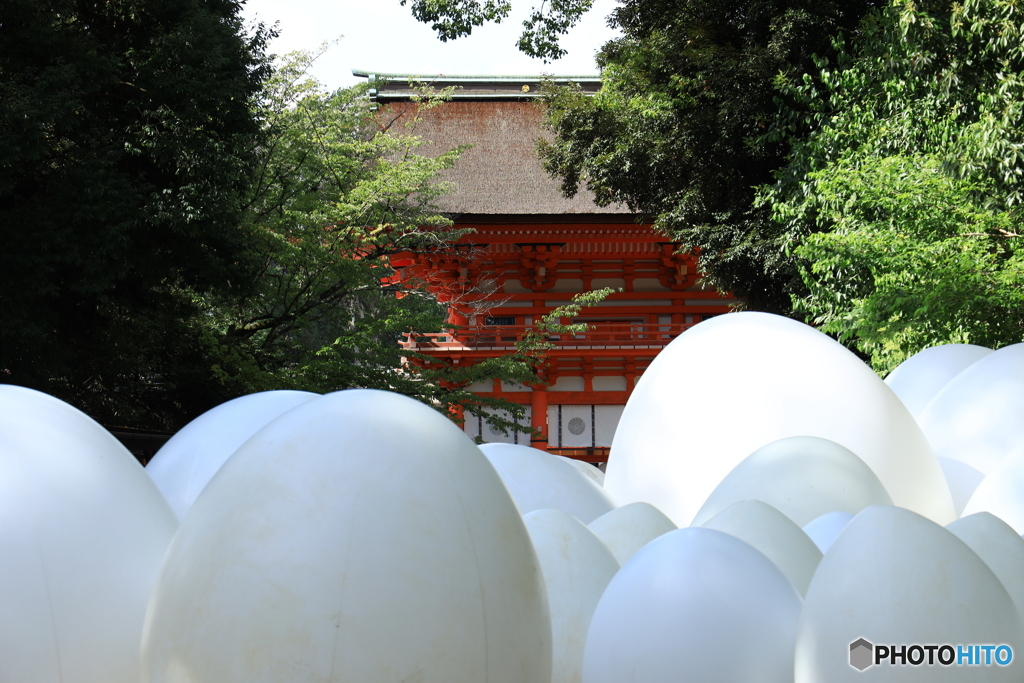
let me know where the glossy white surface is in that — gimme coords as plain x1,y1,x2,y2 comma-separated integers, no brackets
691,436,892,528
583,527,802,683
525,509,619,683
142,389,550,683
0,385,177,683
558,456,605,486
962,449,1024,534
480,443,616,523
918,343,1024,474
587,501,677,566
947,512,1024,617
146,390,318,519
885,343,991,418
606,313,954,526
701,500,822,597
796,506,1023,682
802,511,854,554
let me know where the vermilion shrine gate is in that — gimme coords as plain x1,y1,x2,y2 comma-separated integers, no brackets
356,71,735,461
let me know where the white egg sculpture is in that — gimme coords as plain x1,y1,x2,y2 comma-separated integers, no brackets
583,527,802,683
690,436,893,527
0,385,177,683
947,512,1024,617
479,443,615,523
918,343,1024,474
558,455,605,486
885,343,991,418
146,390,318,519
606,312,953,526
142,389,551,683
524,509,619,683
802,511,854,554
587,501,677,566
962,449,1024,534
701,500,822,597
938,456,986,517
796,506,1023,682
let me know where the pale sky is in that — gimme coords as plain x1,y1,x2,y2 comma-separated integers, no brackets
242,0,622,91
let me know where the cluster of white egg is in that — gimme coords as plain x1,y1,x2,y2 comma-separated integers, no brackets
2,312,1024,682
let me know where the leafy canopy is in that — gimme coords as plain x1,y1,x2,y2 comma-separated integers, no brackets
202,50,613,435
763,0,1024,371
0,0,273,427
400,0,596,61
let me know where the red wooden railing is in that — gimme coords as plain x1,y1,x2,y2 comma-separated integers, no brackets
402,323,692,351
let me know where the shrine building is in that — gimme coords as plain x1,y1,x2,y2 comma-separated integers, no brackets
355,71,736,461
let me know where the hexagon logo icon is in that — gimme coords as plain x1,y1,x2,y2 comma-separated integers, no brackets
849,638,874,671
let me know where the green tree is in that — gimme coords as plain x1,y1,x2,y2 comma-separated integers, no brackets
791,156,1024,374
0,0,273,427
201,51,614,436
197,52,466,399
764,0,1024,370
400,0,595,61
539,0,874,312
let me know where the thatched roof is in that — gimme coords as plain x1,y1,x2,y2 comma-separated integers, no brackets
356,71,631,216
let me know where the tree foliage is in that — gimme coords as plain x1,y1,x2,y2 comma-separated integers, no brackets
400,0,595,61
764,0,1024,370
200,51,614,435
537,0,874,312
0,0,273,427
791,156,1024,373
197,51,465,397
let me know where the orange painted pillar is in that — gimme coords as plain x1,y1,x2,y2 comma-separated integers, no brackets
530,386,549,451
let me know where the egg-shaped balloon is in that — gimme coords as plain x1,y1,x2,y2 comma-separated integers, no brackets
885,343,991,418
0,385,177,683
146,390,318,519
947,512,1024,617
796,506,1023,682
142,389,550,683
938,456,985,517
802,511,853,554
583,527,802,683
701,500,822,597
479,443,615,523
587,501,677,566
962,449,1024,534
691,436,892,527
607,313,953,526
558,456,605,486
524,509,619,683
918,343,1024,474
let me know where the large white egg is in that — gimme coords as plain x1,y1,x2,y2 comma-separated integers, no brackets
938,456,986,517
142,389,550,683
796,506,1023,682
583,527,802,683
558,456,605,486
802,511,854,553
479,443,615,523
691,436,892,527
0,385,177,683
524,509,619,683
587,501,677,566
918,343,1024,474
885,343,991,418
947,512,1024,617
146,390,318,519
700,500,822,597
606,313,953,526
962,449,1024,534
